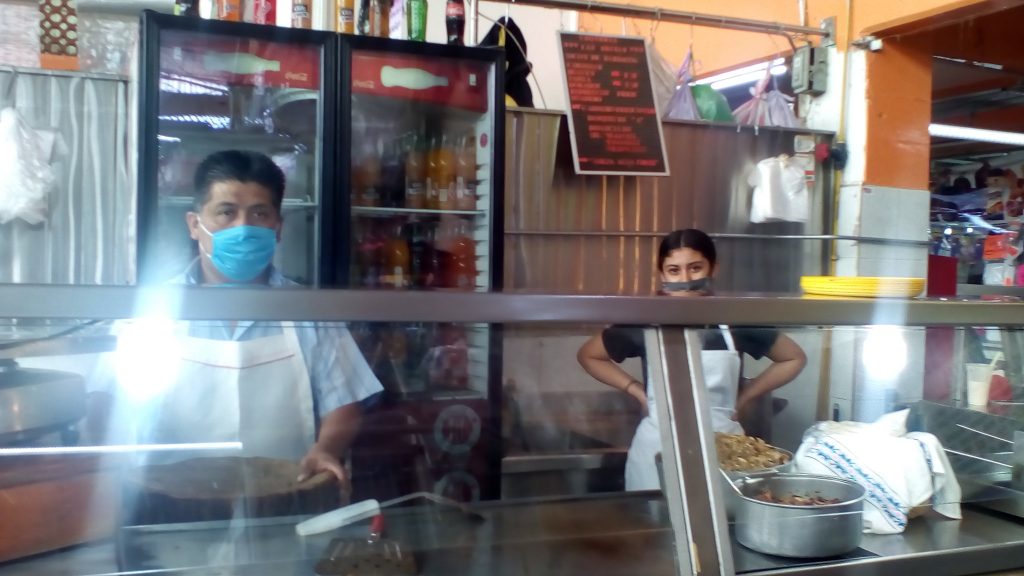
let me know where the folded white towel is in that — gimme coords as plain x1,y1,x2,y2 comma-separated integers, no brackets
792,409,962,534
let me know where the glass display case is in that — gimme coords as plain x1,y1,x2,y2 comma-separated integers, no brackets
137,12,338,285
1,287,1024,576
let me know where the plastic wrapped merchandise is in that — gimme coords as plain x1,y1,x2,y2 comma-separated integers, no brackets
733,72,799,128
0,107,61,225
663,49,699,121
691,84,734,123
78,14,138,75
646,44,677,117
747,155,809,224
0,2,40,67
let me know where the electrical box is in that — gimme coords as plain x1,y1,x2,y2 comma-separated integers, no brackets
791,45,828,95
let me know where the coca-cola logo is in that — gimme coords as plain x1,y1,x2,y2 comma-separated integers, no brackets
445,2,464,17
285,72,308,82
353,79,375,89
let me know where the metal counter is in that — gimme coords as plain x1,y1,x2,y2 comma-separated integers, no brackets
4,495,1024,576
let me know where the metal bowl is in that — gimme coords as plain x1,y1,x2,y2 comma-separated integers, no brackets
733,473,866,558
720,447,794,519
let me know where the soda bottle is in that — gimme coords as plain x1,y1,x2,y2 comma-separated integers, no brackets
451,219,476,290
388,323,408,364
409,222,436,288
382,220,411,288
445,0,465,46
174,0,199,17
406,0,427,41
455,133,476,211
217,0,243,21
369,0,390,38
356,139,381,207
292,0,312,28
436,133,457,211
357,0,371,34
251,0,275,24
425,135,441,210
339,0,355,33
405,133,427,210
380,138,406,208
355,222,383,287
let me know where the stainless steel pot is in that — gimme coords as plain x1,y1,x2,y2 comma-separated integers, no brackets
733,473,865,558
0,361,86,445
721,448,793,519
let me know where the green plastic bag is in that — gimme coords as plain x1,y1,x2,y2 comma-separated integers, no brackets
691,84,735,123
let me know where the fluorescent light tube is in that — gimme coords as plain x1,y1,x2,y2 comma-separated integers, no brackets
709,65,786,91
0,442,243,456
929,123,1024,146
693,58,785,87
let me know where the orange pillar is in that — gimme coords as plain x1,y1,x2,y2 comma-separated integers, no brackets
862,37,933,190
834,36,933,280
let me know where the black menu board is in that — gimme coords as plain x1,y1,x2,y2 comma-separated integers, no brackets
558,32,669,176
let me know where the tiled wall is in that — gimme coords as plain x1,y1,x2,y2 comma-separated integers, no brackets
835,184,930,278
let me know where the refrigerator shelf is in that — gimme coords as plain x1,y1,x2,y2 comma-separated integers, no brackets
352,207,486,218
158,196,319,209
157,124,309,140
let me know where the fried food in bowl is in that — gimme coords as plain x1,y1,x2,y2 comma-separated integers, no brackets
715,433,792,473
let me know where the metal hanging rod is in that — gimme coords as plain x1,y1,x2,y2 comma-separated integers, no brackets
507,230,929,246
489,0,829,40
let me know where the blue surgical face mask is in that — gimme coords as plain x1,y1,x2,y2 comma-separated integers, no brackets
662,277,712,294
198,219,277,282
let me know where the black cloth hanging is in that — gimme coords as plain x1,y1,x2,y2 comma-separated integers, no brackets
478,17,534,108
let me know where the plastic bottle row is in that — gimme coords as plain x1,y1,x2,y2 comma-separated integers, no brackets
179,0,466,45
354,217,477,290
351,322,471,392
353,131,478,211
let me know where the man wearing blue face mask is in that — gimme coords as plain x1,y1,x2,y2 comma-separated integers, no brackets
150,150,382,495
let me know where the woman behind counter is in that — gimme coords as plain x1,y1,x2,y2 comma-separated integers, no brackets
577,228,806,490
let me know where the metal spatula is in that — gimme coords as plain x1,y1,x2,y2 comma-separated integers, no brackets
314,514,416,576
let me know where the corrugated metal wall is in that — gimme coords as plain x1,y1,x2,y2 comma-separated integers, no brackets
503,110,834,295
0,69,133,285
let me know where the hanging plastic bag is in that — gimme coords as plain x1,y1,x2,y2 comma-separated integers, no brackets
748,155,809,224
732,71,771,125
664,49,700,121
0,107,59,225
647,43,678,116
763,90,799,128
692,85,734,122
733,70,801,128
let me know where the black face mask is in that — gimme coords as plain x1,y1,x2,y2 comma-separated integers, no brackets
662,277,712,294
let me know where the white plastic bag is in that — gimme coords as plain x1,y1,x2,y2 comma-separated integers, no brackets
663,49,700,121
763,89,799,128
732,72,771,126
647,43,678,117
733,71,800,128
0,107,59,225
748,155,809,223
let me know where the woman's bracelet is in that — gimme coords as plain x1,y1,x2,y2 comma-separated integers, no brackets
624,380,641,394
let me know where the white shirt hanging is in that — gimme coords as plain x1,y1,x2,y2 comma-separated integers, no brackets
748,155,810,224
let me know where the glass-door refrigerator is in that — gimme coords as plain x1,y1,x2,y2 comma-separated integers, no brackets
338,37,505,503
137,12,337,285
